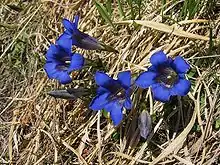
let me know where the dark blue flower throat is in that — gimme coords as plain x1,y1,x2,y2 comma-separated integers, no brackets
55,60,71,71
107,86,127,104
156,66,178,88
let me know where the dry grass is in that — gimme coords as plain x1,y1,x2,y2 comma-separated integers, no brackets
0,0,220,164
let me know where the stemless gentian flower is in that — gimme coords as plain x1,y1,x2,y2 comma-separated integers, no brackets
89,71,132,125
44,44,84,84
56,15,118,53
135,50,191,102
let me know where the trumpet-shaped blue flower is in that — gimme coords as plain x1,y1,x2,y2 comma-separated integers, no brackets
89,71,132,125
44,44,84,84
135,51,191,102
56,15,117,53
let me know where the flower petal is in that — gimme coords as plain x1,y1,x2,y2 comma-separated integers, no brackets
124,97,132,109
95,71,115,88
45,45,59,62
89,93,110,110
148,65,157,72
73,32,102,50
56,32,72,54
73,15,79,29
62,19,74,32
44,63,72,84
150,50,168,66
117,71,131,89
172,56,190,73
57,72,72,84
135,71,157,88
68,53,84,72
44,62,58,79
97,87,109,95
171,78,191,96
107,101,123,125
152,84,171,102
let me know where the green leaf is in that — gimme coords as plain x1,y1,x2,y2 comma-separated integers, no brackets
106,0,113,16
112,131,120,140
215,118,220,129
102,109,109,119
117,0,125,19
95,1,115,28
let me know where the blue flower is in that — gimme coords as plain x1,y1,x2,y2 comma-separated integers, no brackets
44,44,84,84
135,50,191,102
56,15,118,53
89,71,132,125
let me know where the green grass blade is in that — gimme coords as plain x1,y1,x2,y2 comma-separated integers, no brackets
95,1,115,28
117,0,125,19
161,0,166,21
106,0,113,16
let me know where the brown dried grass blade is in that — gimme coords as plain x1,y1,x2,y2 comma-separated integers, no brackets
116,20,210,41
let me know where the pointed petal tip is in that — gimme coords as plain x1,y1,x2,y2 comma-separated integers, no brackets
171,78,191,96
94,71,114,88
152,84,171,102
135,71,157,89
172,56,190,74
68,53,85,72
89,93,109,111
150,50,168,66
106,101,123,126
118,71,131,89
62,19,74,32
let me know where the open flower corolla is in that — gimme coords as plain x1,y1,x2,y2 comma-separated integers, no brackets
90,71,132,125
44,44,84,84
135,50,191,102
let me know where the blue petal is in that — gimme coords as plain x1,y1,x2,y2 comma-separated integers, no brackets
73,15,79,29
104,101,114,112
152,84,171,102
72,32,102,50
62,19,74,32
97,87,109,95
57,72,72,84
135,71,157,88
89,93,110,110
107,101,123,125
46,45,60,62
68,53,84,72
95,71,115,88
171,78,191,96
44,62,58,79
123,97,132,109
172,56,190,73
148,65,157,72
56,32,72,54
46,44,70,62
150,50,168,66
117,71,131,89
44,63,72,84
